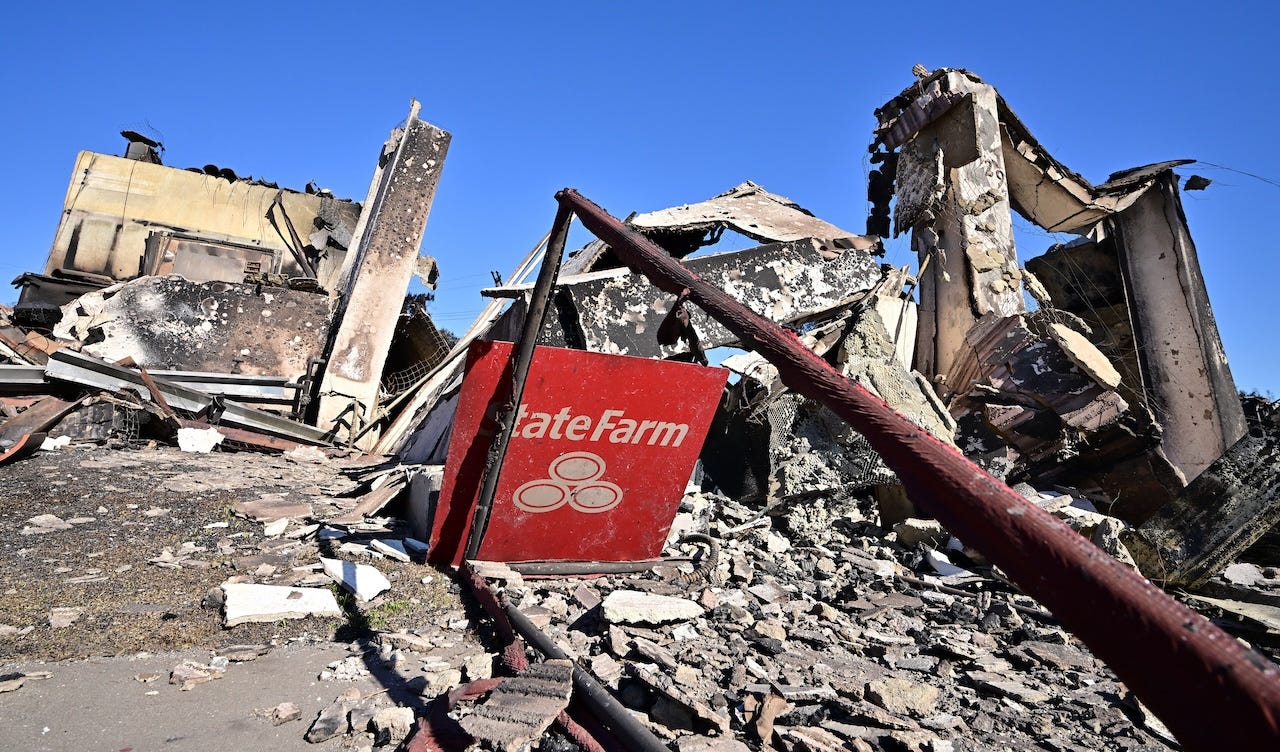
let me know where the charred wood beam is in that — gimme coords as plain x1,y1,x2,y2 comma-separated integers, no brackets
554,187,1280,751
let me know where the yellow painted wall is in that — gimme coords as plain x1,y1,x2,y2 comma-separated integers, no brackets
45,151,358,288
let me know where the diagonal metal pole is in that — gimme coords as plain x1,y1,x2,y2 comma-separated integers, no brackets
555,187,1280,751
463,204,573,560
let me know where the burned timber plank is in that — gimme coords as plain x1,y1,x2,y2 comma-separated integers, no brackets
1129,411,1280,589
540,238,881,358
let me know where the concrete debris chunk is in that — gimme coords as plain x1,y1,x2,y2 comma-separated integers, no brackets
270,702,302,726
674,736,751,752
371,706,415,745
781,726,849,752
966,670,1051,704
602,590,704,625
261,517,289,537
284,445,329,464
217,643,272,662
0,673,26,693
48,607,83,629
40,435,71,451
233,497,312,523
221,582,342,626
169,660,222,691
459,659,573,752
866,677,939,716
306,688,360,743
893,518,948,547
370,538,411,562
177,426,225,453
1223,562,1266,587
1017,641,1094,672
21,514,72,535
630,662,731,734
320,557,391,602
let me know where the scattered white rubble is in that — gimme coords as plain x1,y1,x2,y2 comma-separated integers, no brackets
39,435,71,451
21,514,72,535
321,557,391,602
221,582,342,626
602,590,705,625
48,607,82,629
177,426,225,453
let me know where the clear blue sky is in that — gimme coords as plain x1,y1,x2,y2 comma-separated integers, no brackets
2,2,1277,394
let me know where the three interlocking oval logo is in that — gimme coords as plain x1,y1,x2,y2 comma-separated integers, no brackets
512,451,624,514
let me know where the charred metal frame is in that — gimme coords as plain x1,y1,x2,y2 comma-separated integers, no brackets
552,188,1280,750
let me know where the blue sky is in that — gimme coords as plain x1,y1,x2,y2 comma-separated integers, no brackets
2,2,1277,393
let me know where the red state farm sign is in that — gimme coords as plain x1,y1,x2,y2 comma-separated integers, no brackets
429,341,728,566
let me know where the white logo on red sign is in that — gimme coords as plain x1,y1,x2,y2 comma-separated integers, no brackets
512,451,623,514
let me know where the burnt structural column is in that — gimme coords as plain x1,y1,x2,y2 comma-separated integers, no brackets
316,100,451,446
894,74,1025,389
1108,171,1246,480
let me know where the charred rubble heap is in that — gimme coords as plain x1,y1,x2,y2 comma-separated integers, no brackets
3,69,1280,751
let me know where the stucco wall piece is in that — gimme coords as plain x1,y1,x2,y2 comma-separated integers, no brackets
1110,173,1247,480
54,275,332,381
315,105,451,443
541,239,882,359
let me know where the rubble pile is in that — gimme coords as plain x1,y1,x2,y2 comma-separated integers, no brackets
465,490,1188,751
4,68,1280,750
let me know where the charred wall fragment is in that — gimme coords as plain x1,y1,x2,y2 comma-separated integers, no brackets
874,68,1247,528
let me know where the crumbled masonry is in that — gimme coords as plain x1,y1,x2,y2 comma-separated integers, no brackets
3,70,1280,751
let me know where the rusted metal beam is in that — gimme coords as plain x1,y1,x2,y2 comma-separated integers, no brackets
0,395,83,445
174,419,306,454
0,431,45,467
555,188,1280,751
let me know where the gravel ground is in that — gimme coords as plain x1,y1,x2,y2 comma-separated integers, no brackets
0,443,461,662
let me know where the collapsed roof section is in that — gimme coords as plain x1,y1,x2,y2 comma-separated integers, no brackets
629,180,875,252
561,181,878,276
873,68,1188,235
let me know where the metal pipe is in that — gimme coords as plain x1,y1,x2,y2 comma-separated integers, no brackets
464,204,573,560
506,559,663,576
503,595,670,752
461,562,666,752
555,187,1280,750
